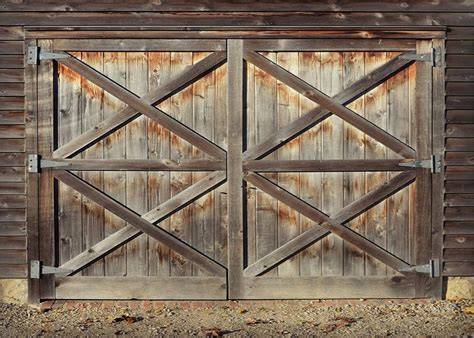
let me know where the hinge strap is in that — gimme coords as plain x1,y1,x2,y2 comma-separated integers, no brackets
28,155,70,173
398,259,440,278
399,48,442,67
398,155,442,173
27,46,70,65
30,260,73,279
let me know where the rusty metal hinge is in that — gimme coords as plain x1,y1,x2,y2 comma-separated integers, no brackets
399,48,442,67
398,259,440,278
27,46,70,65
30,260,72,279
398,154,442,173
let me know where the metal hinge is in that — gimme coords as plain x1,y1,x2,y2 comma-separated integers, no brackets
399,259,440,278
28,154,70,173
27,46,70,65
30,260,73,279
399,48,442,67
398,154,442,173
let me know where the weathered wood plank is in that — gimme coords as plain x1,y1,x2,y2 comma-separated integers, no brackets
446,110,474,124
446,124,474,137
0,209,25,221
444,262,474,276
55,277,226,300
446,83,474,97
447,96,474,110
0,249,26,264
227,39,244,296
444,234,474,248
446,138,474,151
0,221,26,236
0,69,23,82
445,207,474,221
244,50,415,159
0,56,23,69
243,159,411,172
0,264,27,278
0,111,24,124
0,236,26,250
446,41,474,54
0,153,25,166
0,41,23,54
0,182,25,194
55,170,226,276
446,69,474,82
245,39,415,51
0,97,24,110
446,181,474,193
0,83,24,96
444,249,474,261
54,51,226,159
244,171,415,277
445,221,474,235
0,27,23,40
243,53,413,160
0,167,25,182
54,39,226,52
0,125,24,138
446,55,474,69
446,194,474,207
445,152,474,165
103,51,127,277
242,276,414,299
0,194,26,208
0,139,25,152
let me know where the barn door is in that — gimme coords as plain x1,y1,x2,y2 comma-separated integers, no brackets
227,39,443,299
28,39,229,300
27,37,443,301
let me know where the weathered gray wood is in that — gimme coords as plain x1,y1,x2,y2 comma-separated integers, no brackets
243,53,414,160
0,55,23,68
58,54,226,160
0,221,26,236
0,69,23,82
245,39,416,51
0,83,24,96
443,262,474,276
0,209,25,221
444,249,474,261
40,159,226,171
59,171,226,275
445,221,474,234
0,27,23,40
54,277,226,300
0,139,25,152
0,182,25,194
446,69,474,82
243,159,411,172
0,167,25,182
0,97,24,110
0,41,23,54
0,195,26,208
0,250,26,264
54,39,226,51
414,40,433,297
244,50,415,159
244,171,415,276
54,51,226,159
0,111,24,124
0,264,27,278
26,29,445,40
245,172,412,273
241,276,414,299
227,39,244,297
54,170,226,276
444,234,474,248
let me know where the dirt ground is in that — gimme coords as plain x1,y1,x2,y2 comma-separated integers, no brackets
0,299,473,336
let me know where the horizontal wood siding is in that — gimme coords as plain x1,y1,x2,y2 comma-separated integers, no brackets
0,4,473,279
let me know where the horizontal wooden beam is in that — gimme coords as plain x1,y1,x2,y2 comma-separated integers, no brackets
241,276,414,299
56,170,226,276
243,51,414,161
244,39,416,51
244,171,414,276
243,159,412,172
53,39,226,51
244,50,415,159
54,52,226,159
26,29,446,40
41,159,226,171
55,277,226,300
58,55,226,160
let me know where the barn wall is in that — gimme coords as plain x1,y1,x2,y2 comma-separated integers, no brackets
0,1,473,279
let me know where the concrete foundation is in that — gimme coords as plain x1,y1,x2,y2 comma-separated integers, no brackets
445,277,474,300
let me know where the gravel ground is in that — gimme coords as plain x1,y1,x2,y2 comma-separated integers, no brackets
0,300,473,336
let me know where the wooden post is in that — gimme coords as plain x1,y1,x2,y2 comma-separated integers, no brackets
25,38,39,303
227,39,244,299
414,40,433,298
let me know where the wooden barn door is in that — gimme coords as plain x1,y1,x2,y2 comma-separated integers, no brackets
27,36,443,301
28,39,229,300
227,38,443,299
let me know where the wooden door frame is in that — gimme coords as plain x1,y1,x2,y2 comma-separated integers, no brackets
25,31,445,303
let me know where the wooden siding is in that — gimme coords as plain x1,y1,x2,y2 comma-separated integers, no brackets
0,3,473,279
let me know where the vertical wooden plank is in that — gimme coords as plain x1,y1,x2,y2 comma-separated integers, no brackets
298,52,322,277
37,39,55,298
431,38,445,298
246,60,257,267
57,52,82,273
386,52,409,274
321,51,344,276
169,51,193,277
414,40,433,297
126,52,149,276
276,52,300,277
255,51,278,275
227,39,244,298
103,52,127,276
364,52,388,276
147,51,171,277
25,38,39,303
81,52,105,276
214,60,228,267
192,52,215,276
343,51,366,276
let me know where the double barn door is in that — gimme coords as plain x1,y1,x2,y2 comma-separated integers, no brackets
27,36,443,300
